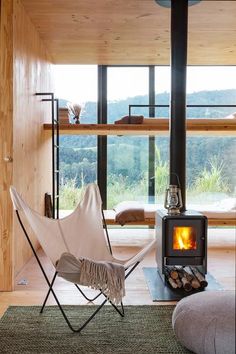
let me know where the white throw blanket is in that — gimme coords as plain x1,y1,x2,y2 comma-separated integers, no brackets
56,252,125,305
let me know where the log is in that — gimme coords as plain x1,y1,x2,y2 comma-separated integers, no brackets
163,267,178,289
169,266,182,288
176,268,193,292
191,267,208,288
180,277,193,292
169,266,179,280
175,277,183,288
182,269,193,282
184,267,201,289
191,278,201,289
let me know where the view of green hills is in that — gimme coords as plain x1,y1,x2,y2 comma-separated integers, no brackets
58,89,236,209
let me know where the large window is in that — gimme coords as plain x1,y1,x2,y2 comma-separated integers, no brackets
107,67,149,207
154,66,170,205
54,65,98,210
185,66,236,209
54,65,236,213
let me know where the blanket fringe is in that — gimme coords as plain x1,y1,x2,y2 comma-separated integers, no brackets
79,258,125,305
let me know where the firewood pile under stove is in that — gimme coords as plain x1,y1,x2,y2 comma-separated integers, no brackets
163,266,208,292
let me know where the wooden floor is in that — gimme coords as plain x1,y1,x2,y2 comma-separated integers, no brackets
0,227,235,318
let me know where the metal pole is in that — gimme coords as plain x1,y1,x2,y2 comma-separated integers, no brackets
148,66,155,203
36,92,56,218
169,0,188,211
55,98,59,218
97,66,107,209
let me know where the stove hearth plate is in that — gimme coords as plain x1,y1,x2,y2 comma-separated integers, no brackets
143,267,223,301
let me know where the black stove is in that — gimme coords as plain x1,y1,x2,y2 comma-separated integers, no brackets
156,210,207,281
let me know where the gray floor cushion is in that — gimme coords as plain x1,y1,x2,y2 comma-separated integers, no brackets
172,290,235,354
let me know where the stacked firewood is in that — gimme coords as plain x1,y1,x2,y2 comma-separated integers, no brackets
163,266,208,292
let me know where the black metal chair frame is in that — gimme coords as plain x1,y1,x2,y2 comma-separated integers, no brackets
15,210,140,333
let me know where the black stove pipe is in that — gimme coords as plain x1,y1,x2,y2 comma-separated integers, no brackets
169,0,188,211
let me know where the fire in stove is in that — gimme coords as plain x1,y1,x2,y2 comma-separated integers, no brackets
173,226,197,250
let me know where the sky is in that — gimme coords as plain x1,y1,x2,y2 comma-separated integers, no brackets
53,65,236,104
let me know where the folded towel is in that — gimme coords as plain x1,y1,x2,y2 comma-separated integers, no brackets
56,253,125,304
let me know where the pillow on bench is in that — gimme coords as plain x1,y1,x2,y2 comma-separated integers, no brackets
113,201,145,226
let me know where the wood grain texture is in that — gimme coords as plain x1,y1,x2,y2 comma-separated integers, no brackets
43,119,236,136
0,0,53,290
12,0,53,276
0,0,14,291
20,0,236,65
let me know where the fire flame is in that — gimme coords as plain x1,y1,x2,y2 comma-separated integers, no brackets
173,226,197,250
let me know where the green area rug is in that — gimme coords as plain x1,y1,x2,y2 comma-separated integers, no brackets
0,305,191,353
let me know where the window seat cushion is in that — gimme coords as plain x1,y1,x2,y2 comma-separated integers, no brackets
113,201,145,226
105,201,236,226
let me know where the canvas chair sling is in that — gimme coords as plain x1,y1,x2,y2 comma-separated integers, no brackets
10,183,156,332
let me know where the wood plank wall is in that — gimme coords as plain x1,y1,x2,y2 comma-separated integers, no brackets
0,0,53,290
13,0,53,277
0,0,14,291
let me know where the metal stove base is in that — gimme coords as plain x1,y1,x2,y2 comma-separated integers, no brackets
143,267,223,301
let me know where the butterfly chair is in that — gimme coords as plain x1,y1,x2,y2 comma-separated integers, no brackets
10,183,156,333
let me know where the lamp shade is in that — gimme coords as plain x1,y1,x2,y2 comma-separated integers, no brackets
155,0,201,7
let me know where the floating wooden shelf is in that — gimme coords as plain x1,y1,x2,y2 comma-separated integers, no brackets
103,215,236,227
43,119,236,135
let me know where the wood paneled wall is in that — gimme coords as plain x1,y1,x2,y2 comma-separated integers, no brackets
0,0,14,291
0,0,53,290
13,0,53,277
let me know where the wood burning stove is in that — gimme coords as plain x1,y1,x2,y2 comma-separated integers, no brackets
154,0,208,293
156,210,207,282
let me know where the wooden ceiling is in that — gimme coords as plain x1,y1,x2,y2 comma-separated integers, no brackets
20,0,236,65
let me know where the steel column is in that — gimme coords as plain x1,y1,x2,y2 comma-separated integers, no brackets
169,0,188,211
148,66,155,203
97,66,107,209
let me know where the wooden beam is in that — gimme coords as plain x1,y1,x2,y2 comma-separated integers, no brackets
0,0,14,291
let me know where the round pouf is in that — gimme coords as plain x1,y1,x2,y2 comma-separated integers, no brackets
172,291,235,354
